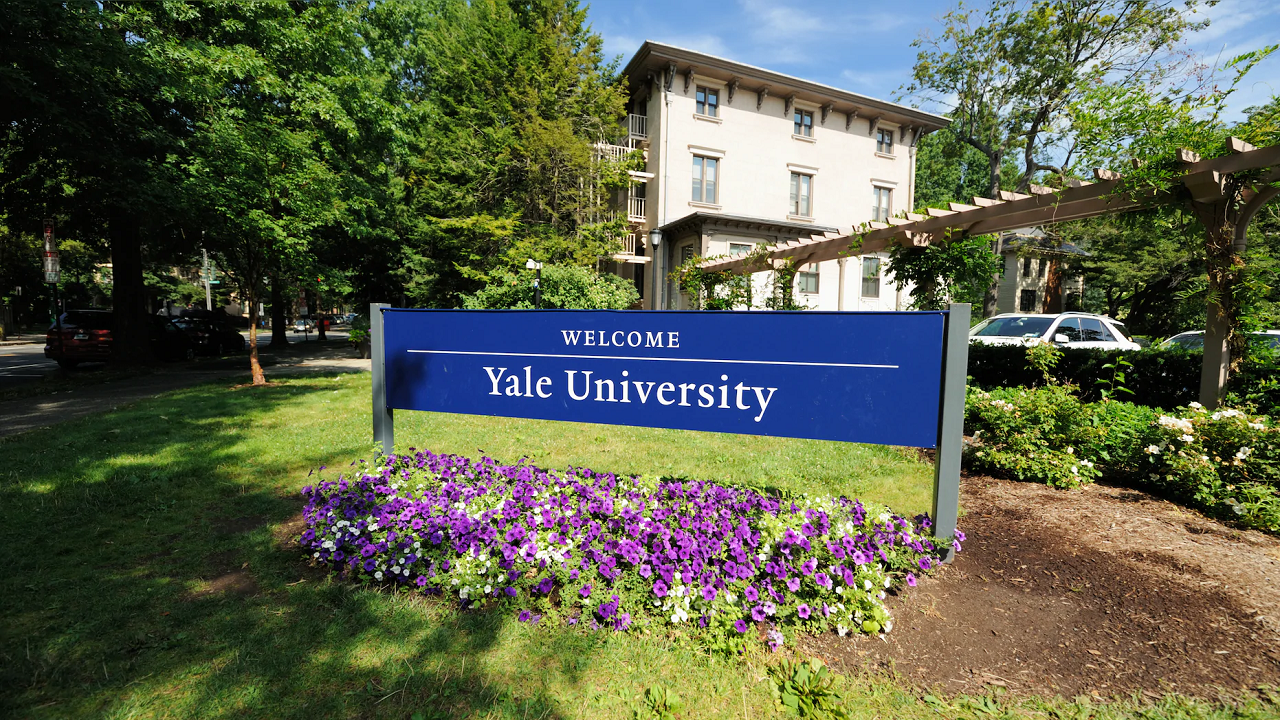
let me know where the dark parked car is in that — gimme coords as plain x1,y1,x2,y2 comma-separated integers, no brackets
173,318,247,355
45,311,196,368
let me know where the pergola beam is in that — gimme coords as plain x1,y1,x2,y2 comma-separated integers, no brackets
699,142,1280,278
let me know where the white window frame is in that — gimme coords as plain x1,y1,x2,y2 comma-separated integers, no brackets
876,128,895,155
790,172,814,218
797,264,819,294
695,86,720,118
872,186,892,222
692,155,719,205
861,257,881,298
793,109,814,138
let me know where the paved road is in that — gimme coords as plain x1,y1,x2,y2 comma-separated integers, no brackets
0,342,55,390
0,336,367,438
0,328,349,391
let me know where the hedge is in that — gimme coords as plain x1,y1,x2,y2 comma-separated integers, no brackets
966,344,1280,414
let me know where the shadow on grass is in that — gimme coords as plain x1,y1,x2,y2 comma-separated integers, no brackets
0,379,596,719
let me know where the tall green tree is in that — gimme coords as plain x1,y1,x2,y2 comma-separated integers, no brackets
390,0,630,308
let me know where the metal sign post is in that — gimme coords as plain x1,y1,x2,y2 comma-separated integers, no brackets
369,303,969,557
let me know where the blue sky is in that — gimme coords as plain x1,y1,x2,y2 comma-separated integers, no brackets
586,0,1280,123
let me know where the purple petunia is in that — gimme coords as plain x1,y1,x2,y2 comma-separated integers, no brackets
797,604,811,619
300,448,956,644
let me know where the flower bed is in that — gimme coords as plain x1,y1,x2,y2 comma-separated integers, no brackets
300,450,956,651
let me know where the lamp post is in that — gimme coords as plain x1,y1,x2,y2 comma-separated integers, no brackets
648,230,662,310
42,219,63,355
525,258,543,309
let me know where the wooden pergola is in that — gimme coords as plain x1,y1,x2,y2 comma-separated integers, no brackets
699,140,1280,407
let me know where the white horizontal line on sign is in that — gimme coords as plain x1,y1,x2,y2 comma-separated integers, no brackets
406,349,898,369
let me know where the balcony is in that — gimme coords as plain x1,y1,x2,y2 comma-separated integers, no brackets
628,195,646,223
628,114,647,141
594,143,629,162
611,232,650,263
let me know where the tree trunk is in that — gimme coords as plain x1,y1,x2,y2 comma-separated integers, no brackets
108,213,151,364
246,288,267,386
270,273,288,347
315,288,326,341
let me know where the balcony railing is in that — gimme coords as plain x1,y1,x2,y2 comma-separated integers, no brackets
628,195,646,222
594,143,629,162
628,114,647,140
620,232,639,255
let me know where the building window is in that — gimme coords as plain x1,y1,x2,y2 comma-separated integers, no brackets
872,186,892,222
876,128,894,154
680,245,695,265
1022,257,1034,277
1019,289,1038,312
1038,257,1048,278
790,172,813,217
861,257,880,298
696,86,719,117
692,156,718,204
797,264,819,294
794,109,814,137
728,242,751,255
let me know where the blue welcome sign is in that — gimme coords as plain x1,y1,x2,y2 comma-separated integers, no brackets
382,310,945,448
370,304,970,559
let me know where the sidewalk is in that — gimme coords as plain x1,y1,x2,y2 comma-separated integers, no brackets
0,340,369,438
0,333,44,346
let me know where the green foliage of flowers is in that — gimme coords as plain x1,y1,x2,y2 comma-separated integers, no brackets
966,387,1280,532
768,657,849,719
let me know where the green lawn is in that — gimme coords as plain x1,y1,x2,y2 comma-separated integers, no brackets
0,373,1275,719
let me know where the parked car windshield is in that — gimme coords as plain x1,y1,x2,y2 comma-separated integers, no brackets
971,316,1054,338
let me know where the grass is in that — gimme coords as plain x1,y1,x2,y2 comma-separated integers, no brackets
0,372,1275,719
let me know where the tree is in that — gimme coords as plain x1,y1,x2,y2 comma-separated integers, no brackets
905,0,1204,316
0,0,187,362
461,265,638,310
389,0,631,308
1063,46,1279,403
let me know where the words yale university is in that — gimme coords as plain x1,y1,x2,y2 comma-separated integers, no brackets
599,41,949,311
481,328,778,422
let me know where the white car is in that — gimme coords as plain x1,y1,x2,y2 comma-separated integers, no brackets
969,312,1141,351
1160,330,1280,351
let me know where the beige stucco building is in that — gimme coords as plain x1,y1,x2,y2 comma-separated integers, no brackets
602,42,949,310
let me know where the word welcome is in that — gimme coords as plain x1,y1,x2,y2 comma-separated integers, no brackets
561,329,679,348
483,365,778,422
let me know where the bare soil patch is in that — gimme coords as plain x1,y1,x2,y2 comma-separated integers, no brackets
187,550,260,600
804,474,1280,699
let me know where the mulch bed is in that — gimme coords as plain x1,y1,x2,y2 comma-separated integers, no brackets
803,474,1280,699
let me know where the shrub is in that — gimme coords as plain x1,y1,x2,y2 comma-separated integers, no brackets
300,450,957,652
965,387,1280,532
1141,406,1280,532
461,265,639,310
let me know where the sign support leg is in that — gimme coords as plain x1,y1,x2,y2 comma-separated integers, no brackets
932,303,969,562
370,302,394,454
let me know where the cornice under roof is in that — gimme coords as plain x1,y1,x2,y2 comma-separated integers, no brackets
621,41,949,132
